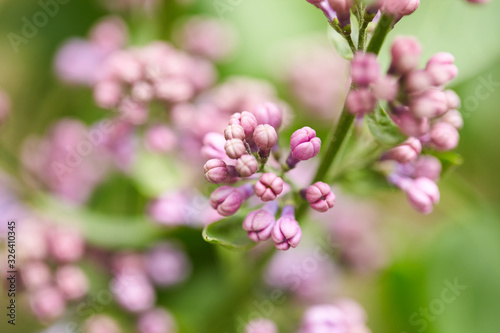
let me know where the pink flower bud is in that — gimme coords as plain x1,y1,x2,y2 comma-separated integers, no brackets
245,319,278,333
379,0,420,17
429,122,459,151
253,124,278,151
384,137,422,164
440,109,463,129
21,261,51,290
413,155,442,182
145,125,177,153
148,192,190,226
55,265,89,300
85,315,121,333
405,177,440,214
372,75,398,101
409,89,448,118
351,52,380,87
444,90,461,110
229,111,258,139
243,202,278,242
225,138,247,159
305,182,336,212
300,304,347,333
106,51,143,83
224,124,246,140
404,70,432,93
272,206,302,251
118,97,149,125
155,78,194,103
131,81,154,102
328,0,353,27
254,173,284,202
426,52,458,86
47,227,85,263
93,80,122,109
111,272,156,313
290,126,322,161
30,286,66,322
89,16,128,52
204,159,231,184
137,308,177,333
235,155,258,177
392,108,431,137
252,102,283,129
202,132,227,161
346,89,377,116
210,184,253,216
390,37,422,74
145,243,191,287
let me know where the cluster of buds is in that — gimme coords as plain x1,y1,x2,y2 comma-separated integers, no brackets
203,103,337,250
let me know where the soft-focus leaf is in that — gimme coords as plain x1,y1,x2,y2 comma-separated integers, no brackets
432,151,464,177
328,27,353,60
366,106,407,146
202,216,255,250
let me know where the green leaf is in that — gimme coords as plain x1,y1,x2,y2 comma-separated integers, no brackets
328,26,353,60
431,151,464,177
202,217,255,250
366,106,407,146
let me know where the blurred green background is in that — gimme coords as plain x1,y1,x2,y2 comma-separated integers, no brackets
1,0,500,332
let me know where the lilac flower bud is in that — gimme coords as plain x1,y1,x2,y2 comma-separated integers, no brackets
210,184,253,216
253,124,278,151
384,137,422,164
254,173,284,202
252,102,283,129
404,70,432,93
145,125,178,153
328,0,353,27
225,138,247,159
441,109,464,129
224,124,246,140
272,206,302,251
243,202,278,242
155,78,194,103
346,89,377,116
131,81,154,102
300,304,346,332
372,76,398,101
30,286,66,322
145,243,191,287
93,80,122,109
406,177,440,214
444,90,461,110
351,52,380,87
306,0,336,22
118,97,149,125
426,52,458,86
111,272,156,313
429,122,459,151
229,111,258,139
235,155,258,177
290,127,322,161
85,315,122,333
55,265,89,300
392,108,430,137
409,89,448,118
137,308,177,333
390,37,422,74
202,132,227,161
379,0,420,17
204,159,231,184
245,319,278,333
47,227,85,263
106,51,143,83
148,192,190,226
305,182,336,212
413,155,442,182
21,261,51,290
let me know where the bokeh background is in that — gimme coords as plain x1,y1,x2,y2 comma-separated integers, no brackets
1,0,500,332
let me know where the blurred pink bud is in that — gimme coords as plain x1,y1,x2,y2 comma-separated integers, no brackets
390,37,422,74
21,261,51,290
272,206,302,251
93,80,123,109
305,181,336,213
89,16,128,52
225,139,247,159
300,304,346,332
404,70,432,93
379,0,420,16
118,97,149,125
346,89,377,116
413,155,442,182
385,137,422,164
444,90,461,110
440,109,463,129
202,132,227,161
224,124,246,140
405,177,440,214
290,127,322,161
47,227,85,263
55,265,89,300
131,81,155,102
351,52,380,87
106,51,143,83
252,102,283,129
426,52,458,86
85,315,122,333
328,0,353,27
148,192,190,226
409,89,448,118
145,125,178,153
253,124,278,151
245,318,278,333
145,243,191,287
111,272,156,313
30,286,66,322
229,111,258,139
235,155,258,177
155,78,194,103
255,173,284,202
210,184,253,216
392,108,430,137
204,159,231,184
137,308,177,333
243,202,278,242
372,75,398,101
429,122,459,151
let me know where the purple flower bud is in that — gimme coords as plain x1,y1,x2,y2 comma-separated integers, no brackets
229,111,258,139
225,138,247,159
30,286,66,322
85,315,121,333
290,127,322,161
202,132,227,161
253,124,278,151
429,122,459,151
441,109,463,129
300,304,347,332
409,89,448,118
145,243,191,287
93,80,122,109
384,137,422,164
404,70,432,93
235,155,258,177
137,308,177,333
111,272,156,313
252,102,283,129
245,318,278,333
255,173,285,202
145,125,177,153
204,159,231,184
131,81,154,102
328,0,353,27
426,52,458,86
47,227,85,263
392,108,430,137
379,0,420,17
372,75,398,101
413,155,442,182
118,97,149,125
106,50,143,83
390,37,422,74
346,89,378,116
55,265,89,301
155,78,194,103
243,202,278,242
444,90,461,110
305,181,336,213
351,52,380,87
224,124,246,140
148,192,190,226
21,261,51,290
405,177,440,214
272,206,302,251
210,184,253,216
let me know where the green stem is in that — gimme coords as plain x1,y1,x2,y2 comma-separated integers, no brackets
366,13,395,55
358,20,369,50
